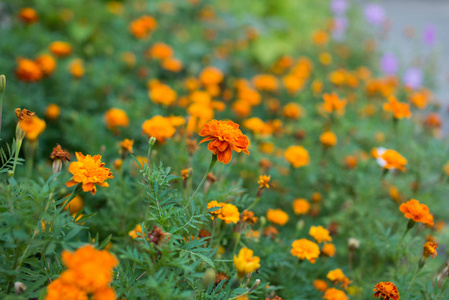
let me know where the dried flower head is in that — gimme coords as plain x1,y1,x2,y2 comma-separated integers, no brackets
50,144,70,162
15,108,35,120
423,241,438,258
240,210,258,225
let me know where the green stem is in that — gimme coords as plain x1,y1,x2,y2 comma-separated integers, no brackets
192,154,217,200
10,137,24,178
246,196,261,211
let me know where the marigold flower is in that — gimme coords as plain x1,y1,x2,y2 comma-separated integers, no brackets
282,102,303,119
181,168,190,180
50,144,70,162
70,59,84,78
322,243,336,257
320,131,337,147
45,279,87,300
35,54,57,76
18,8,39,24
267,208,289,226
309,225,332,243
252,74,278,92
148,42,173,60
373,282,400,300
16,58,43,82
240,210,258,225
199,119,250,164
424,113,442,128
149,82,177,106
293,198,310,215
206,201,239,224
141,115,176,143
62,195,83,215
344,155,357,169
199,66,223,86
129,15,157,38
323,288,348,300
207,200,224,219
45,104,61,120
322,93,347,114
313,279,328,292
423,241,438,258
233,247,260,278
373,148,407,172
15,108,35,120
49,41,72,57
104,108,130,131
243,117,273,136
312,30,329,46
66,152,114,195
119,139,133,155
18,115,46,141
258,175,271,189
327,269,351,288
162,57,183,72
284,145,310,168
383,96,411,119
399,199,434,226
290,238,320,263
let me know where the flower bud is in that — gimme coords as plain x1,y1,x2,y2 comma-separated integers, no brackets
0,75,5,93
14,282,26,295
149,136,157,146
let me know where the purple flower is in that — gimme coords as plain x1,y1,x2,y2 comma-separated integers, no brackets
403,68,423,90
423,24,436,47
331,0,348,16
364,3,385,26
380,53,398,75
332,16,348,41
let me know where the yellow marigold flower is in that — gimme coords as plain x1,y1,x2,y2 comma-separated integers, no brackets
282,75,304,94
320,131,337,147
399,199,434,226
35,54,56,76
323,288,348,300
313,279,328,292
104,108,130,131
290,238,320,263
141,115,176,143
312,79,323,96
70,59,84,78
252,74,278,92
322,93,347,114
284,145,310,168
49,41,72,57
181,168,190,180
282,102,303,119
309,225,332,243
383,96,411,119
129,224,143,239
148,42,173,60
322,243,336,257
423,241,438,258
373,282,400,300
16,58,43,82
219,203,240,224
258,175,271,189
199,119,250,164
233,247,260,278
293,198,310,215
45,104,60,120
66,152,114,195
119,139,134,154
327,268,351,289
200,66,223,86
149,82,177,106
19,115,46,141
319,52,332,65
267,208,289,226
62,195,84,215
18,8,39,24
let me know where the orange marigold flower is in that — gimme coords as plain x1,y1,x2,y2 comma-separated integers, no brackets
45,104,61,120
322,93,347,114
312,30,329,46
62,195,83,215
326,268,351,288
233,247,260,278
66,152,114,195
104,108,130,131
129,15,157,39
141,115,176,143
49,41,72,57
119,139,134,154
423,241,438,258
320,131,337,147
322,243,336,257
309,225,332,243
207,200,224,219
424,113,442,128
373,282,400,300
258,175,271,189
323,288,348,300
35,54,57,76
267,208,289,226
243,117,273,136
149,82,177,106
374,148,407,172
199,119,250,164
70,59,84,78
199,66,223,86
46,279,88,300
293,198,310,215
18,8,39,24
313,279,328,292
18,115,46,141
181,168,190,180
399,199,434,226
240,210,258,225
148,42,173,60
252,74,278,92
284,145,309,168
383,96,411,119
16,58,43,82
282,102,303,119
206,201,239,224
290,238,320,263
162,57,183,72
15,108,35,120
344,155,357,169
128,224,143,239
